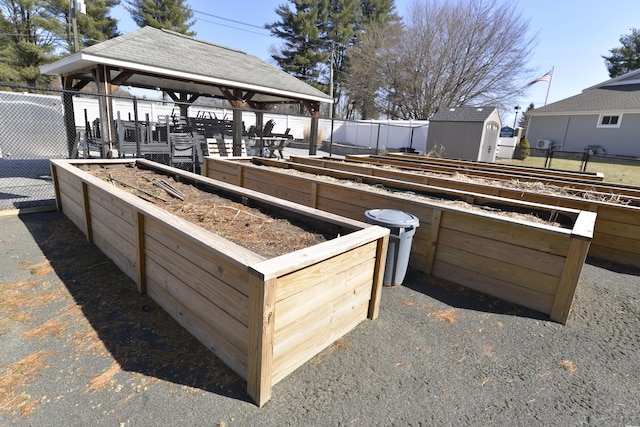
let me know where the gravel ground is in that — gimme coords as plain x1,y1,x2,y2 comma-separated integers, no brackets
1,211,639,426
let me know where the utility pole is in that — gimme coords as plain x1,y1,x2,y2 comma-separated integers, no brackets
71,0,86,53
328,44,334,119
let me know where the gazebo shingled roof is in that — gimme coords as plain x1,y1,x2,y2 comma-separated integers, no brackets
40,26,331,157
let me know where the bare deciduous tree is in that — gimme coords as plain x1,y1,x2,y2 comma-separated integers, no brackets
344,20,403,119
347,0,536,119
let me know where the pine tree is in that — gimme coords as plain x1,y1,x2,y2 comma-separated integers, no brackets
603,28,640,78
78,0,120,48
266,0,329,89
125,0,195,36
266,0,398,117
0,0,58,86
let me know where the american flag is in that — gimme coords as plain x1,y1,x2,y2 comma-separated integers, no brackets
528,69,553,86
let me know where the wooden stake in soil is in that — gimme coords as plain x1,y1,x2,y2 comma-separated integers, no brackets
108,174,168,203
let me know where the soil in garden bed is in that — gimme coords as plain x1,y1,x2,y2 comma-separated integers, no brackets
257,163,567,227
86,164,332,258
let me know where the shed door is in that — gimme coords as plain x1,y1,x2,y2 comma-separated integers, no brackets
480,121,500,162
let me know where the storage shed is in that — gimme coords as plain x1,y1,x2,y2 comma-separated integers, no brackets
426,106,502,162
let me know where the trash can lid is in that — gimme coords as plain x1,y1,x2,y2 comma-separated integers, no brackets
365,209,419,228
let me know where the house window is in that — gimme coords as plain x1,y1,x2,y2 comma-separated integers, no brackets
598,114,622,128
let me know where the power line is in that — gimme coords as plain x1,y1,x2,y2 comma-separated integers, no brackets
194,16,273,38
192,9,277,39
192,9,266,30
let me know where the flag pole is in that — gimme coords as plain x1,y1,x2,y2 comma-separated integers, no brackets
544,66,554,106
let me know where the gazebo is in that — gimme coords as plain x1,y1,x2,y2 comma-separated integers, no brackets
40,26,333,158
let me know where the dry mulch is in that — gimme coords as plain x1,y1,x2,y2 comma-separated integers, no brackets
86,164,330,258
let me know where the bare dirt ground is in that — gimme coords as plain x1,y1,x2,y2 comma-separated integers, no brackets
1,211,639,426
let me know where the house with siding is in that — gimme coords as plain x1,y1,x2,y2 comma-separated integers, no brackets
526,69,640,156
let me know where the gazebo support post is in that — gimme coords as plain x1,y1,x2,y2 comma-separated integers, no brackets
61,76,78,158
231,89,244,156
92,65,116,158
305,101,320,156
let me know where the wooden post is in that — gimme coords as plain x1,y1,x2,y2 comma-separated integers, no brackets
368,232,389,320
307,102,320,156
247,272,276,406
425,209,442,275
231,89,244,156
92,66,116,158
61,76,78,158
550,237,591,324
50,164,62,211
135,211,147,294
81,182,93,243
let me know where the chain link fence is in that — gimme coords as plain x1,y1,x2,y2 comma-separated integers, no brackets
0,86,69,210
1,83,431,211
513,148,640,185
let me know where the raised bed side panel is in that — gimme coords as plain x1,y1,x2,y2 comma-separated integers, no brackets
142,214,252,379
286,156,640,271
383,152,605,182
344,155,640,199
51,160,259,381
51,163,90,236
205,158,594,324
590,204,640,268
271,240,379,384
247,226,388,401
53,159,390,407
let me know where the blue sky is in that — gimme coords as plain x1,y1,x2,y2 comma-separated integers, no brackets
112,0,640,123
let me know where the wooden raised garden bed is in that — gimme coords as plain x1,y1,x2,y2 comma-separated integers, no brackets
50,158,389,406
345,154,640,199
285,155,640,271
204,156,597,325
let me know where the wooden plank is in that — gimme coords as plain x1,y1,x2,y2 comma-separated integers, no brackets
87,188,137,246
596,204,640,225
273,241,378,302
144,228,250,326
58,190,86,234
432,261,555,315
572,211,596,239
271,299,369,385
89,213,138,280
145,273,249,381
247,274,276,407
587,244,639,268
310,181,318,208
50,163,62,211
286,157,639,269
591,231,640,253
425,209,442,275
437,227,566,277
346,155,640,198
56,168,84,206
143,213,263,298
594,218,640,240
82,182,93,243
273,284,369,365
434,245,560,296
135,211,146,294
368,233,388,320
439,210,571,256
550,238,592,324
251,226,387,282
384,152,605,181
275,258,376,330
145,256,249,355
